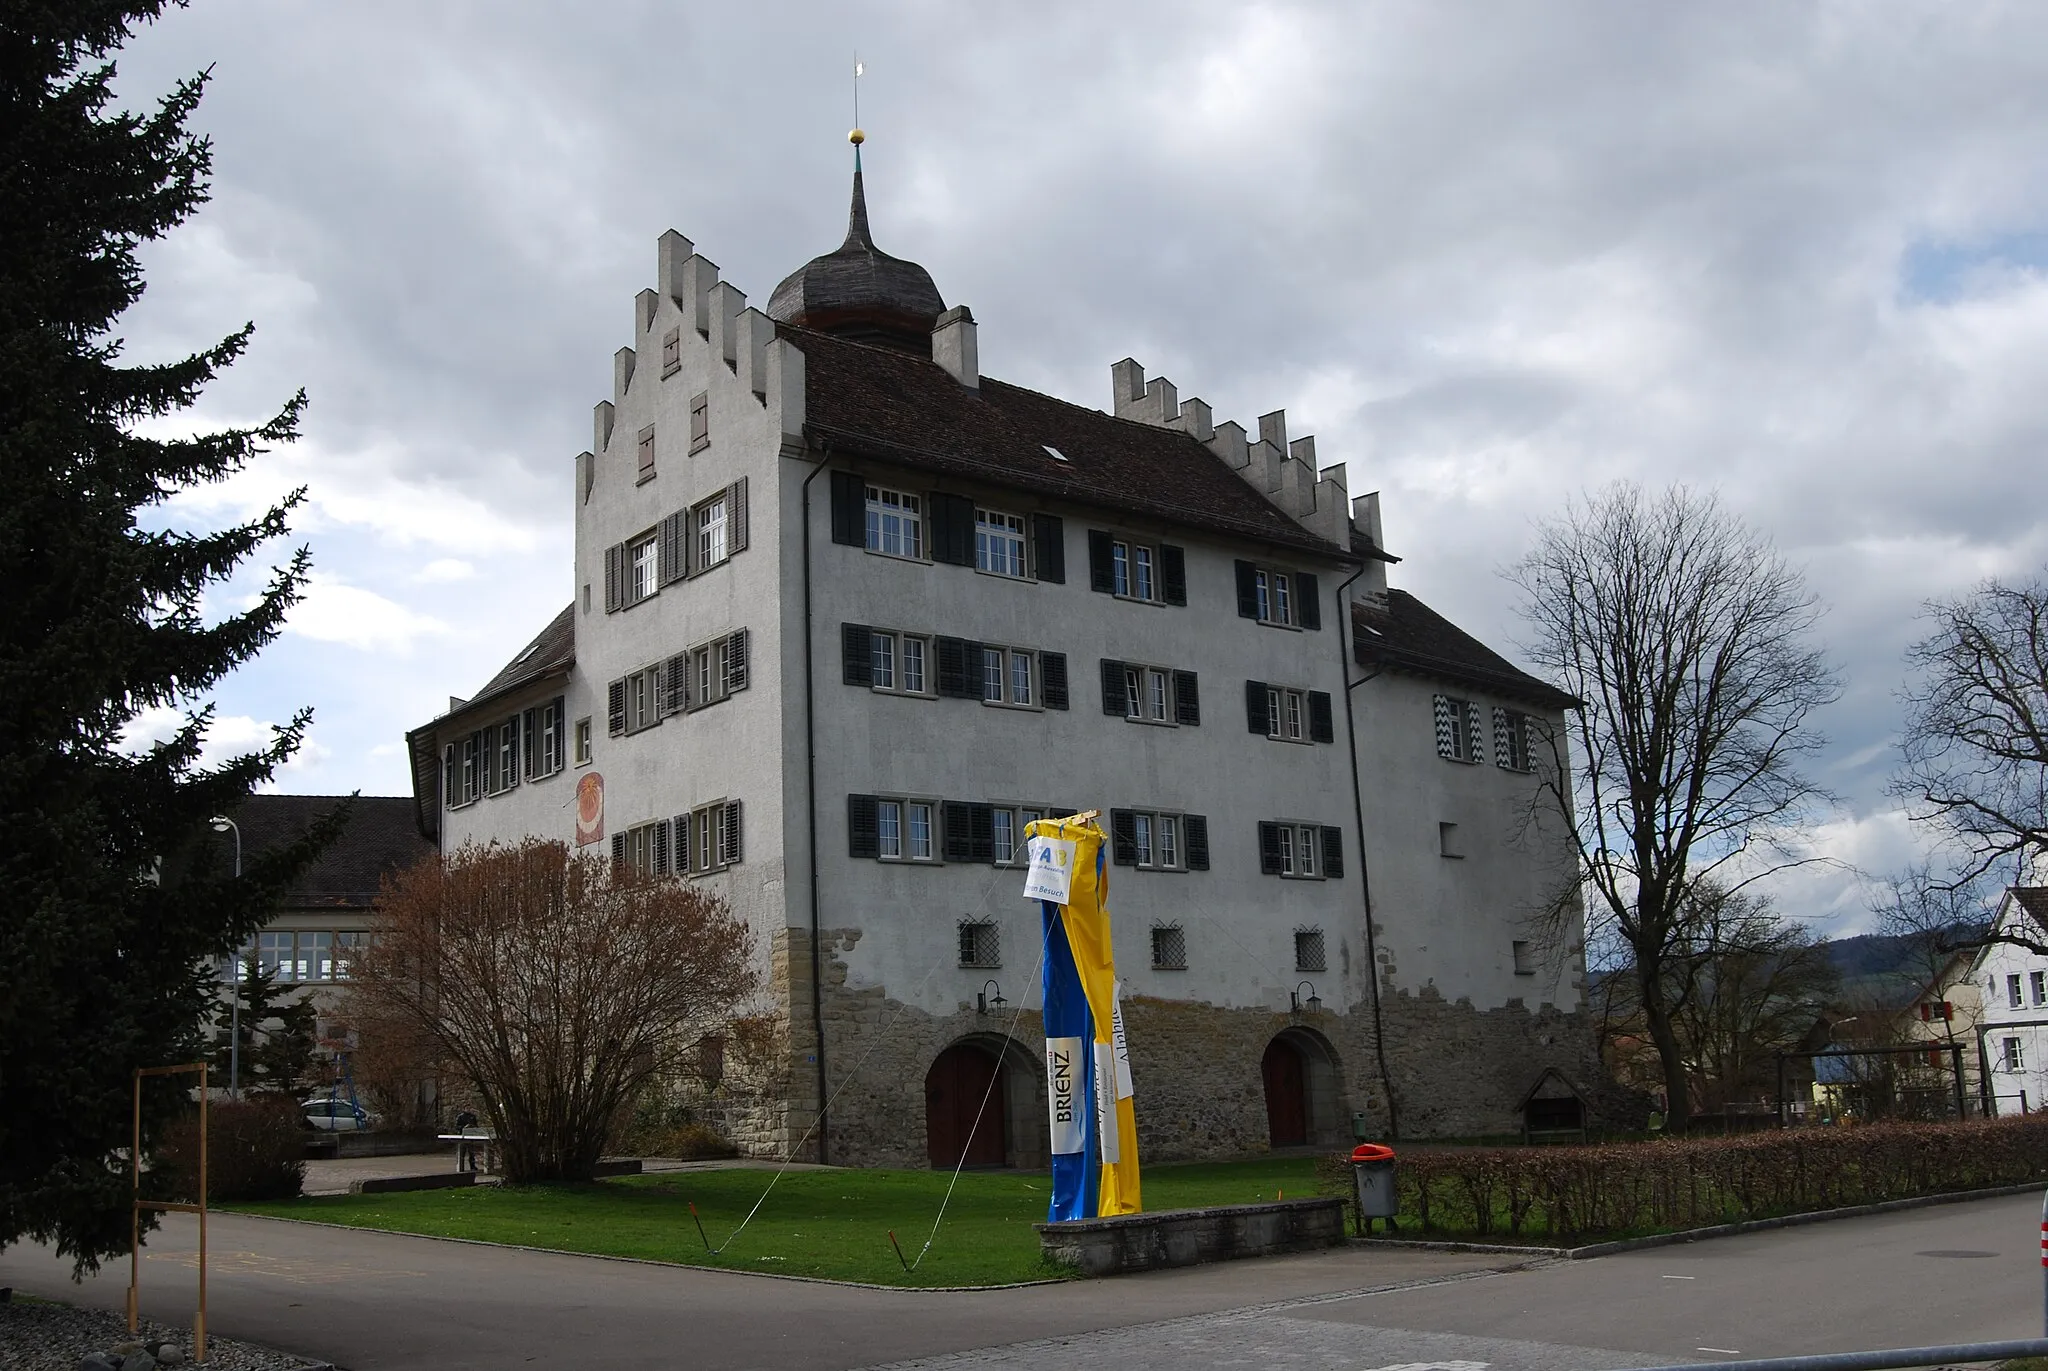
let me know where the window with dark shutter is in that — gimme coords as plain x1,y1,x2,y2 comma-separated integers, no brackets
942,802,974,862
842,624,873,686
1257,821,1283,874
607,679,627,736
1320,825,1344,878
1047,807,1077,819
673,813,691,873
663,652,688,714
605,543,625,612
1161,545,1187,605
1245,680,1271,734
1033,514,1065,584
829,470,864,546
1041,652,1069,710
1088,530,1115,593
1110,809,1137,865
847,794,880,859
1099,659,1126,715
1308,691,1335,743
1297,572,1321,630
935,637,975,698
930,493,976,566
969,803,995,863
611,830,628,872
728,478,748,552
720,800,743,865
1184,814,1210,870
651,818,670,875
522,708,538,777
1172,670,1200,726
724,629,749,693
1234,560,1259,618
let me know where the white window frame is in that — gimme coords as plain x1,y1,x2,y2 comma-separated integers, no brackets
574,717,593,765
982,646,1036,708
975,508,1029,578
990,805,1044,867
626,665,660,733
1280,822,1322,879
875,797,940,864
872,631,897,691
2004,1037,2025,1071
696,496,729,570
2034,971,2046,1007
1268,686,1308,742
1122,664,1176,724
1254,567,1295,627
1436,695,1484,763
539,703,564,775
629,532,659,603
1111,537,1161,603
333,930,367,980
865,485,924,560
684,800,741,875
1127,809,1186,872
2010,974,2024,1010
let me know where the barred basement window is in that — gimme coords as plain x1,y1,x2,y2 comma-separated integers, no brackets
1294,928,1326,973
1150,924,1187,971
958,920,1001,969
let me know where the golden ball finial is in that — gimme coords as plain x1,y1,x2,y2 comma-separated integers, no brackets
849,128,865,146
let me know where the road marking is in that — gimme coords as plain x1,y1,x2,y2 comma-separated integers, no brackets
1697,1348,1742,1356
1661,1274,1697,1280
146,1249,425,1285
1357,1363,1490,1371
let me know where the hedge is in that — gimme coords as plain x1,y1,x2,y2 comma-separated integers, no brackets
1319,1115,2048,1243
156,1098,306,1203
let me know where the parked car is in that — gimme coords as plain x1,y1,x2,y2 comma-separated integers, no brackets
303,1094,373,1132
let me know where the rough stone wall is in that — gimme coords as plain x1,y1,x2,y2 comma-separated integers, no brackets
794,924,1612,1169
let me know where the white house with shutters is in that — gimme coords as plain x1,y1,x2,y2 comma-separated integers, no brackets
1969,888,2048,1115
403,147,1601,1165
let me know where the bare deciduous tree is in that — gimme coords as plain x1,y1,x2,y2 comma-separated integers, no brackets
349,839,757,1183
1512,484,1839,1130
1897,574,2048,887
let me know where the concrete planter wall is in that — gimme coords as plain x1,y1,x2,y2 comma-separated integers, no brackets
1037,1197,1345,1276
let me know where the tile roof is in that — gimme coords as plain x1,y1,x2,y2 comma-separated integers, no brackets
465,603,576,710
1353,590,1578,710
2010,888,2048,939
787,325,1352,560
231,794,432,909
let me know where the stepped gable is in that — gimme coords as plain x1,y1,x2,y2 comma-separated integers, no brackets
788,324,1350,559
1353,589,1577,709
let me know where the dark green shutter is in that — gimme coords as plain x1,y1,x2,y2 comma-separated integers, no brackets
1184,815,1210,871
1100,659,1126,715
1033,514,1065,583
1308,690,1335,743
847,795,879,858
1040,652,1069,710
1160,544,1187,605
1297,571,1321,630
1257,821,1283,874
1110,809,1137,865
1088,530,1114,593
1320,825,1344,879
1234,560,1259,618
829,470,864,546
1245,680,1270,734
1173,670,1200,726
842,624,872,686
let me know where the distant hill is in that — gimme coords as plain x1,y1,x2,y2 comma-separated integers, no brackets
1823,926,1989,1008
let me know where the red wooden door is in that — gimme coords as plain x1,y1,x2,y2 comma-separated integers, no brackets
1262,1038,1308,1146
926,1045,1007,1167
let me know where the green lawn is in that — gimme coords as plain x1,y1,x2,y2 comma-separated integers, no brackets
230,1157,1327,1288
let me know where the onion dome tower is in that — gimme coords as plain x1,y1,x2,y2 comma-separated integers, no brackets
767,130,946,354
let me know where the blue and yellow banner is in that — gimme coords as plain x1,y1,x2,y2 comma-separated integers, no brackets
1026,814,1140,1221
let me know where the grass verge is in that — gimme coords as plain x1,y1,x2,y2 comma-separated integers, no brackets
229,1157,1324,1288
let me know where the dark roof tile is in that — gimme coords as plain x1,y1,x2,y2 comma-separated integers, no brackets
231,795,432,909
1354,590,1578,710
789,326,1350,559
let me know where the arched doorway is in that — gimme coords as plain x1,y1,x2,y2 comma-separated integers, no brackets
1262,1037,1309,1146
925,1042,1008,1168
1262,1028,1346,1149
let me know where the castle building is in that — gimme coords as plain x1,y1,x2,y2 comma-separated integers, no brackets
404,143,1596,1164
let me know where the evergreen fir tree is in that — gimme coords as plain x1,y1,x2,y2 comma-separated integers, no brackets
210,958,321,1099
1,3,338,1271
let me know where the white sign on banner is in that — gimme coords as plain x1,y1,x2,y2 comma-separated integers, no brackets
1094,1041,1121,1163
1045,1036,1085,1155
1021,835,1077,904
1109,991,1135,1100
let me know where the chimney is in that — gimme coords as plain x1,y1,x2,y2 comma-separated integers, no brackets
933,305,978,389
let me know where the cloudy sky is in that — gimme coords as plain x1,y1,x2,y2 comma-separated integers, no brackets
109,2,2047,932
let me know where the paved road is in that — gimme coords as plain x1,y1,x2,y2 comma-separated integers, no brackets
3,1192,2040,1371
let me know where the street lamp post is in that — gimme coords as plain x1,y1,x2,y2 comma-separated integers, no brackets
210,817,244,1101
